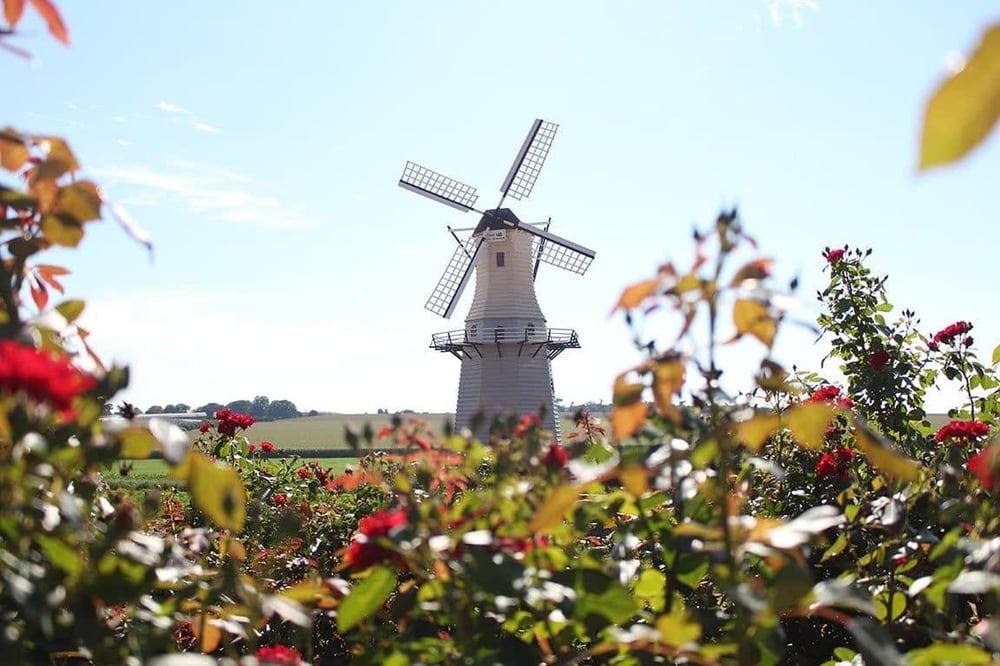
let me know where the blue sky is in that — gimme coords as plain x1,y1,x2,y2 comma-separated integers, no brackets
6,1,999,414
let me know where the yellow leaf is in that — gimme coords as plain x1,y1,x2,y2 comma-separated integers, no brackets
652,355,685,425
920,23,1000,169
189,614,223,653
852,417,923,483
32,136,78,180
611,278,659,314
40,213,84,247
188,452,247,532
785,402,836,450
729,258,773,287
0,131,28,171
737,413,781,451
620,465,649,497
56,181,102,223
673,273,701,295
529,483,580,533
732,298,777,347
655,610,702,648
119,427,155,459
612,373,647,440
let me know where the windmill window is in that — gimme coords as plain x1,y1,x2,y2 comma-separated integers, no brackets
496,252,505,267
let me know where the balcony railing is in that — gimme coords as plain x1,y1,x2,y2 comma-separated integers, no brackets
430,327,580,360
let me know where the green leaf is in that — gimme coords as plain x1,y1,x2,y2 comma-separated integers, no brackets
920,23,1000,169
992,343,1000,366
40,212,84,247
37,534,82,578
907,643,992,666
33,136,79,180
565,569,638,627
188,452,246,532
54,299,85,323
338,565,396,632
119,427,156,459
655,610,701,648
56,181,102,223
846,618,905,666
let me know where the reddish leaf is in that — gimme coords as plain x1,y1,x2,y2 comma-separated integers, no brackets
35,264,69,293
27,0,68,44
28,273,47,310
611,278,659,314
3,0,25,25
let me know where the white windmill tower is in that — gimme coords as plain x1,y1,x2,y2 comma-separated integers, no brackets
398,119,595,439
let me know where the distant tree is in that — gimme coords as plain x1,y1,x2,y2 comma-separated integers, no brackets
226,399,253,414
101,402,115,416
146,405,164,414
163,404,178,413
174,403,191,413
251,395,270,418
267,399,298,420
197,402,225,418
307,409,318,417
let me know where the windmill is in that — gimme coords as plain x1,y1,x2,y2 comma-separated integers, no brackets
398,119,595,439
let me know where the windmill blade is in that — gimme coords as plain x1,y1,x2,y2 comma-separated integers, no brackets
399,161,479,212
524,224,595,275
425,236,485,318
499,119,558,202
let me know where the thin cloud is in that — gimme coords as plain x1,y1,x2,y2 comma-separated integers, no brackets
155,101,188,114
193,121,221,133
766,0,818,26
91,161,317,229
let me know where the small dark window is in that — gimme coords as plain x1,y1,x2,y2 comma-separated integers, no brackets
496,252,505,267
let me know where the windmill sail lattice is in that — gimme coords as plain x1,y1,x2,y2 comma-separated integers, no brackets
398,119,594,439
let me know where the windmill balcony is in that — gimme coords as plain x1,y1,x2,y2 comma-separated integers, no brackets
431,326,580,360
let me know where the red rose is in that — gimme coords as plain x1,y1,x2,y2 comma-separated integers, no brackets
514,414,542,437
343,507,407,569
816,447,854,480
214,407,255,437
199,422,211,434
929,321,973,350
247,444,256,453
867,350,890,371
297,468,311,479
808,385,854,408
815,453,839,478
935,419,990,445
542,441,568,469
260,440,275,453
0,340,96,415
824,248,845,263
256,644,303,666
272,493,288,506
967,446,998,490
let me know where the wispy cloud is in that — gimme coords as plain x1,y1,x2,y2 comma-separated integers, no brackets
155,101,189,114
193,121,221,133
766,0,818,27
91,161,317,229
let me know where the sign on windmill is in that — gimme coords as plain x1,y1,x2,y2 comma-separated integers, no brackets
398,119,595,440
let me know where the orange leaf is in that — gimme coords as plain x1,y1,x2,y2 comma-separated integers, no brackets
652,354,685,425
729,258,773,287
35,264,69,293
0,130,28,171
611,373,647,440
529,483,580,533
737,413,781,451
28,274,48,310
611,278,659,314
732,298,777,347
27,0,68,44
3,0,25,25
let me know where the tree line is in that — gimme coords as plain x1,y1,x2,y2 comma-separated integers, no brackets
137,395,301,421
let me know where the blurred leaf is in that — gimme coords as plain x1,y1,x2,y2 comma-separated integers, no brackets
4,0,26,25
812,579,878,616
34,264,69,292
189,614,222,654
757,359,794,393
40,212,84,247
737,413,781,451
619,465,648,497
947,571,1000,594
729,258,773,286
920,23,1000,169
875,590,906,622
564,569,638,626
611,373,647,439
651,355,685,425
852,417,923,482
992,343,1000,365
188,453,247,532
785,402,836,450
655,610,702,648
611,278,659,314
55,299,84,323
846,618,906,666
732,298,776,347
56,181,102,223
28,274,47,310
0,130,28,171
907,643,992,665
530,483,580,533
149,418,191,465
338,565,396,631
119,427,156,459
36,534,81,578
674,553,710,589
27,0,69,44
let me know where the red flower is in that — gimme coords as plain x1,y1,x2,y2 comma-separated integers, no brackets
272,493,288,506
816,447,854,480
0,340,96,415
256,644,303,666
514,414,542,437
867,350,890,371
299,501,311,514
297,468,311,479
198,422,211,434
542,441,568,469
247,444,256,453
967,446,998,490
935,419,990,445
929,321,973,350
824,248,845,263
214,407,255,437
808,385,854,408
260,440,275,453
343,507,407,569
